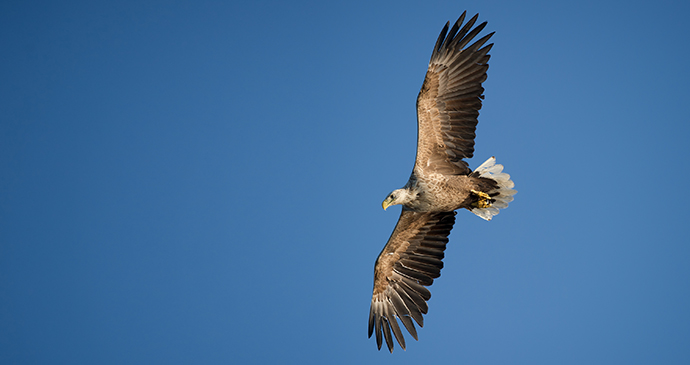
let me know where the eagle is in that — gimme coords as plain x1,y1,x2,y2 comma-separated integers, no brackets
368,12,516,352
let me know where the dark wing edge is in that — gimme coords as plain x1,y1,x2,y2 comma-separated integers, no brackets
368,210,457,352
414,12,495,176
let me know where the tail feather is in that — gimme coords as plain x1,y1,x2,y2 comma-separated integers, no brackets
470,157,516,221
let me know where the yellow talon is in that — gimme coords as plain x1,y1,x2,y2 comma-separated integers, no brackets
471,189,492,208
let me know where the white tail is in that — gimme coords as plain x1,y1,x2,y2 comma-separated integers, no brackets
471,157,516,221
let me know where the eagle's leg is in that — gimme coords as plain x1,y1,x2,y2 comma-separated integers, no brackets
470,189,492,208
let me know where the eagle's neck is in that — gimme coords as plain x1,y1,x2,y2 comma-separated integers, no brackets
398,176,428,210
397,185,421,206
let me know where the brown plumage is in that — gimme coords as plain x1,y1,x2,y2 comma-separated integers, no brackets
369,12,516,352
415,12,493,177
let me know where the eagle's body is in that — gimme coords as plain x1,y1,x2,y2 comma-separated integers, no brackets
396,173,499,212
368,12,516,352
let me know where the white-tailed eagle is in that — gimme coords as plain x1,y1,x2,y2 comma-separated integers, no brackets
368,12,516,352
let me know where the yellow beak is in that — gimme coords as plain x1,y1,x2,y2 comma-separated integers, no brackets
382,198,392,211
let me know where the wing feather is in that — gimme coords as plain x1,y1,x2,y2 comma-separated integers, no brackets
414,12,494,176
395,283,424,326
368,210,456,352
389,288,419,340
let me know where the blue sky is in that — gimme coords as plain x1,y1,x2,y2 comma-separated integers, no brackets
2,0,690,363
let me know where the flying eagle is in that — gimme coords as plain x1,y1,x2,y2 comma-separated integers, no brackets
368,12,516,352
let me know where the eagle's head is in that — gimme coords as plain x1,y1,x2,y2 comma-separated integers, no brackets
382,188,416,210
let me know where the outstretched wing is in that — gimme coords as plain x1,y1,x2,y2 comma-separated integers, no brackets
368,210,456,352
414,12,494,176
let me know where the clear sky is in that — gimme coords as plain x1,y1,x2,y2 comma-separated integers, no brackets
2,0,690,364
